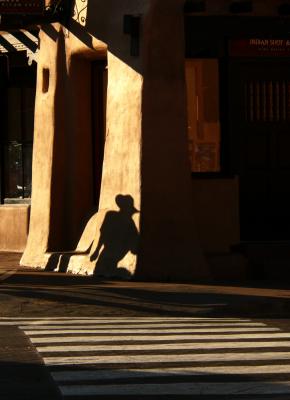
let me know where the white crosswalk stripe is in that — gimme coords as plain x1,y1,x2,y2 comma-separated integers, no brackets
2,317,290,398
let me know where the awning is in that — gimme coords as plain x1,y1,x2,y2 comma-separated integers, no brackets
0,30,38,63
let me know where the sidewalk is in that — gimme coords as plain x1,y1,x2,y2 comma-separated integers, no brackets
1,252,290,319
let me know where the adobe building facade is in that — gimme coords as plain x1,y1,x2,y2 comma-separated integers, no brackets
1,0,290,280
19,0,208,281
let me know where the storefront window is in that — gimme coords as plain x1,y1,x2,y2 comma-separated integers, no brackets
185,59,221,172
4,142,23,198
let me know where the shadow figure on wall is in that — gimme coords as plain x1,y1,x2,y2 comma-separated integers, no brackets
90,194,139,278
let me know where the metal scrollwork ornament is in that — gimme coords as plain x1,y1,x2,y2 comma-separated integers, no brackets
73,0,88,26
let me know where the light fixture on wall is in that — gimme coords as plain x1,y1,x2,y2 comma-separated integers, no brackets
123,15,141,57
229,0,253,13
184,0,206,13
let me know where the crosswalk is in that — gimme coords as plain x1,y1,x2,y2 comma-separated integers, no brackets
2,317,290,397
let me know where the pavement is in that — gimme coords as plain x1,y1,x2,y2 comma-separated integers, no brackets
2,252,290,399
2,253,290,319
0,325,61,399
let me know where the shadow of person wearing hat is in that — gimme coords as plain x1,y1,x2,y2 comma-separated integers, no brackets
90,194,139,278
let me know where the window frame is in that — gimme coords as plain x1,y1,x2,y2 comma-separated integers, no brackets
186,55,232,178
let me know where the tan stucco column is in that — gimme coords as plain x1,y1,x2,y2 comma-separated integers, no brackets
136,1,209,280
21,25,66,267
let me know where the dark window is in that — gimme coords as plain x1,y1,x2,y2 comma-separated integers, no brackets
0,52,36,203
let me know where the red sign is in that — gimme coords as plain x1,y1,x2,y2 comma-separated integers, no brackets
229,39,290,57
0,0,44,14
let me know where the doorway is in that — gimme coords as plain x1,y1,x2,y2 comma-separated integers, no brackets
91,60,107,208
229,59,290,240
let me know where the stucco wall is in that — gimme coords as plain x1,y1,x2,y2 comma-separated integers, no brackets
192,178,240,253
0,205,30,252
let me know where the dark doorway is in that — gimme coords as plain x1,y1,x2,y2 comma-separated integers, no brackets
91,60,107,208
229,59,290,240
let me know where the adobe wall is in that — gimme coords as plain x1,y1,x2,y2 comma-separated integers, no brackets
21,0,210,280
0,205,30,252
192,179,240,254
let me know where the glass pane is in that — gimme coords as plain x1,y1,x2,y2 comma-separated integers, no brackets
22,87,35,142
4,143,23,198
23,144,32,198
7,88,22,141
185,59,221,172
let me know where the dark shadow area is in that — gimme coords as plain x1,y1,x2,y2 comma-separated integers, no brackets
45,252,68,272
45,27,98,252
46,27,71,251
90,194,139,279
0,362,61,400
3,273,290,318
3,356,290,399
43,194,140,278
65,18,93,49
39,362,290,399
45,246,92,273
0,326,61,399
6,271,105,285
40,24,60,42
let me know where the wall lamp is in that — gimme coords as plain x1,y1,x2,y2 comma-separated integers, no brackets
123,14,141,57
